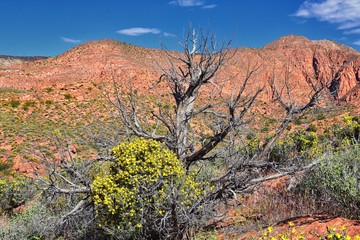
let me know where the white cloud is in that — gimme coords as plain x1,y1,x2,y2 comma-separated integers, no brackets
61,37,81,44
294,0,360,32
169,0,204,7
353,39,360,45
169,0,216,8
202,4,217,9
117,27,161,36
344,28,360,34
163,32,177,37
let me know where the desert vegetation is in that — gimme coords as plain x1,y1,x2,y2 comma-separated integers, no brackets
0,27,359,239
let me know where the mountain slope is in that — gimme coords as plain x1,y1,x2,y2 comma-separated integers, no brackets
0,36,359,105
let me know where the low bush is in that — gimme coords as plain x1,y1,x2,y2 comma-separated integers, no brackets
299,145,359,219
306,123,317,132
9,100,20,108
22,100,36,111
0,203,56,240
64,93,72,100
92,138,211,239
332,114,359,148
269,129,322,164
0,175,35,213
44,87,53,93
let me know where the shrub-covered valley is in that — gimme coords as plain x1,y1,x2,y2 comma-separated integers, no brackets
0,33,359,239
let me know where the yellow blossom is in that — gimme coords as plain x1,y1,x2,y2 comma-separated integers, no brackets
327,234,334,239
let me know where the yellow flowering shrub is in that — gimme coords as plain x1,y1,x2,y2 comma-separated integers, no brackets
91,138,208,236
258,223,304,240
0,175,34,212
333,114,360,147
257,222,360,240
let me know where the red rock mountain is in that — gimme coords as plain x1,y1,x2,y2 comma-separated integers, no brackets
0,35,359,105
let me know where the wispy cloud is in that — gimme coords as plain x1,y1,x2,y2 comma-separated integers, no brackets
201,4,217,9
353,39,360,45
294,0,360,32
61,37,81,44
163,32,177,37
117,27,161,36
169,0,204,7
344,28,360,34
169,0,217,9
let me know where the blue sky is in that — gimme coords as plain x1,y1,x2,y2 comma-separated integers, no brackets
1,0,360,56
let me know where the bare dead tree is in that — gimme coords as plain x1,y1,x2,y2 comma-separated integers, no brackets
110,27,263,169
110,26,327,177
19,27,330,239
259,63,326,161
208,61,329,201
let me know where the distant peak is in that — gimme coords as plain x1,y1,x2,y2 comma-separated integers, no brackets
261,35,359,54
263,35,311,50
277,34,309,42
74,38,124,48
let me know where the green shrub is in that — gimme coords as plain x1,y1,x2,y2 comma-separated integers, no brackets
269,129,322,163
300,145,359,218
44,87,53,93
245,132,261,157
306,123,317,132
292,130,320,155
332,114,359,147
0,160,13,174
9,100,20,108
64,93,72,100
92,138,210,239
294,119,302,125
316,114,326,120
315,145,359,213
0,204,48,240
22,100,36,111
0,175,35,213
0,202,96,240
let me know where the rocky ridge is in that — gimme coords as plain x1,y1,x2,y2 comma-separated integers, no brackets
0,55,47,67
0,35,358,106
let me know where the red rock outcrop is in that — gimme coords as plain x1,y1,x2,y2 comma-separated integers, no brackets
256,35,359,104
